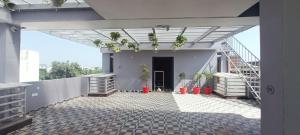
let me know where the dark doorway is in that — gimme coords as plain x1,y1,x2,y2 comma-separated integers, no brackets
152,57,174,91
217,57,221,72
109,53,113,73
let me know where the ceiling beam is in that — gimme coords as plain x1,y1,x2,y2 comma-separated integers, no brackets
213,25,254,43
179,27,187,36
192,26,219,44
122,29,140,45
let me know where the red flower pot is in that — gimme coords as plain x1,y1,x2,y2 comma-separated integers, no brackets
180,87,187,94
143,86,150,93
193,87,201,94
204,86,213,95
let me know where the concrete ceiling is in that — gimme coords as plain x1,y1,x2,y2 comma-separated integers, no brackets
85,0,258,19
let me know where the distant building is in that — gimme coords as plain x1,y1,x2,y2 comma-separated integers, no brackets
19,50,40,82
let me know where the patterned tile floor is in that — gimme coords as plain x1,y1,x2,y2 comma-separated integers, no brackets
9,92,260,135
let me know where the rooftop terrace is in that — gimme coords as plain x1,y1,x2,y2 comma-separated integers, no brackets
8,92,260,135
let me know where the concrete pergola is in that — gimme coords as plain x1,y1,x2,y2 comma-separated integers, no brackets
0,0,299,134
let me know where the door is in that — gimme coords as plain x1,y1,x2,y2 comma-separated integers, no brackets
152,57,174,91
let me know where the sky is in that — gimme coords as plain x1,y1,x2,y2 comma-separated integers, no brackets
21,26,260,68
21,31,102,68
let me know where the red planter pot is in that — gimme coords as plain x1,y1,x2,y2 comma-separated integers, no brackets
180,87,188,94
193,87,201,94
143,87,150,93
204,86,213,95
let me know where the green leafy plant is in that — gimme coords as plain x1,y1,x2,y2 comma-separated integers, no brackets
127,42,139,52
179,72,186,87
140,64,150,87
148,33,159,50
2,0,15,11
93,39,103,48
105,42,115,50
113,47,121,53
121,39,128,46
203,71,214,87
51,0,66,7
110,32,121,41
173,35,188,49
194,72,203,87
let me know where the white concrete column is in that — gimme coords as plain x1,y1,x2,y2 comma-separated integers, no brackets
0,23,21,83
261,0,300,135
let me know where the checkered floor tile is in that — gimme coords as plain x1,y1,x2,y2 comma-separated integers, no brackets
9,92,260,135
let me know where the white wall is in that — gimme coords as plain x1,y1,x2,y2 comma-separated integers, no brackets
112,50,216,91
261,0,300,134
19,50,40,82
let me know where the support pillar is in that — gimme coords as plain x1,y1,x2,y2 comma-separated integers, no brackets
0,23,21,83
261,0,300,134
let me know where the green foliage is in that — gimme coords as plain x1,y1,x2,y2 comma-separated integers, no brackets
179,72,186,80
194,72,203,87
49,61,82,79
179,72,186,87
2,0,15,11
148,33,159,49
110,32,121,41
140,64,150,86
39,68,50,80
203,71,214,87
113,47,121,53
121,39,128,46
105,42,115,49
93,39,102,48
81,67,102,75
40,61,102,80
51,0,66,7
173,35,188,49
127,42,139,52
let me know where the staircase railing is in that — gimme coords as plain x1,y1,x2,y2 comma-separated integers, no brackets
222,37,261,103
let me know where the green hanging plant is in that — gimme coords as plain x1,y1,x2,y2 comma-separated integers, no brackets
110,32,121,41
105,42,115,50
113,47,121,53
51,0,66,7
173,35,187,49
2,0,15,11
93,39,103,48
127,42,139,52
148,33,159,50
121,39,128,46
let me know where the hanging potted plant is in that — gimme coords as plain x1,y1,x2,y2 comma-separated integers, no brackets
93,39,103,48
148,33,159,51
121,39,128,46
51,0,66,7
173,35,187,50
110,32,121,41
179,72,187,94
140,64,150,93
2,0,15,11
193,72,202,94
203,71,214,95
128,42,139,52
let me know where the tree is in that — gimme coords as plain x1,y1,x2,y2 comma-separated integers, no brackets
39,68,50,80
49,61,82,79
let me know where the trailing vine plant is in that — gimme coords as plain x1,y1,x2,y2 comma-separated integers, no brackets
173,35,188,50
148,33,159,51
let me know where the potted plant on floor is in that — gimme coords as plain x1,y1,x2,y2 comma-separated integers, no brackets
193,72,202,94
179,72,187,94
140,64,150,93
203,71,214,95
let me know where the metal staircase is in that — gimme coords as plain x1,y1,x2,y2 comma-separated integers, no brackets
221,37,261,103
